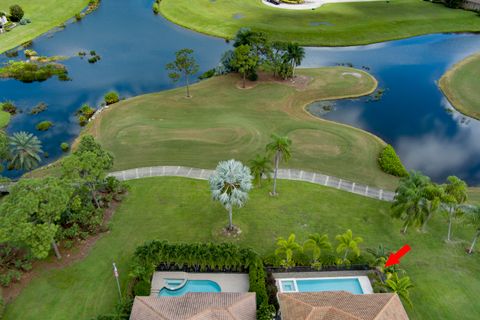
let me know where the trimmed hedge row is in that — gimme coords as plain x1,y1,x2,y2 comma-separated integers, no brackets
378,145,408,177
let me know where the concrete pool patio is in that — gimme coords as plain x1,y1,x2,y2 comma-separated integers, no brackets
150,272,250,295
262,0,382,10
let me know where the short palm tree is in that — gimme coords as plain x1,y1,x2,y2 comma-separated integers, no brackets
286,43,305,77
209,159,252,231
303,233,331,263
266,134,292,196
335,229,363,261
275,233,301,268
443,175,468,241
384,272,414,307
8,131,43,171
391,171,430,234
248,154,273,187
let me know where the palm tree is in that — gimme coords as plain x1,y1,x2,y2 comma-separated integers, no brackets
384,272,414,307
275,233,301,268
303,233,331,263
443,176,468,241
463,205,480,254
8,131,43,171
420,183,444,232
209,159,252,231
391,171,430,234
266,134,292,196
248,154,273,187
335,229,363,261
286,42,305,78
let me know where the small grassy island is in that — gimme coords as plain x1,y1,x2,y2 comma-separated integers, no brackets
83,67,400,189
159,0,480,46
439,53,480,120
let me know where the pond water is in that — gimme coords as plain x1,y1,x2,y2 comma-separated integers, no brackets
1,0,480,185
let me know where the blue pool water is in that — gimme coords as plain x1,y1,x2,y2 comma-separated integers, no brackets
158,280,221,297
294,278,364,294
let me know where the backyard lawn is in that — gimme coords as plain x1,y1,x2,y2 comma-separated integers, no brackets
84,67,400,190
4,177,480,319
439,53,480,120
0,0,89,53
160,0,480,46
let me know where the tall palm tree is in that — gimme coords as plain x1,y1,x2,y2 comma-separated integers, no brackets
303,233,331,263
8,131,43,171
384,272,414,307
443,176,468,241
209,159,252,231
335,229,363,261
463,205,480,254
275,233,301,268
286,42,305,78
391,171,430,234
266,134,292,196
248,154,273,187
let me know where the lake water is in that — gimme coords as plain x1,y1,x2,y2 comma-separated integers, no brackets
1,0,480,185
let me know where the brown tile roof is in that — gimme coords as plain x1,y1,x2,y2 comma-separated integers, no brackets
278,291,409,320
130,292,256,320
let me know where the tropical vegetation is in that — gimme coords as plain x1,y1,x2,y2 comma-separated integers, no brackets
266,134,292,196
166,48,199,98
378,144,408,177
8,131,43,171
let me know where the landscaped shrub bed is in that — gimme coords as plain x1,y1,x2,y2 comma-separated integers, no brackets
378,145,408,177
130,241,274,318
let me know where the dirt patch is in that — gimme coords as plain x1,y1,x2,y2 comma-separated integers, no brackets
235,72,311,90
2,199,124,303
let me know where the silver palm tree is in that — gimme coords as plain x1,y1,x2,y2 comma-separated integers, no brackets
9,131,43,171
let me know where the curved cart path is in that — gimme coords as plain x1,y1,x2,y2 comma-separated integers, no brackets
109,166,396,201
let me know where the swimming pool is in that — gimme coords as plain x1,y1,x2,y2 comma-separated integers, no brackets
158,279,221,297
278,276,372,294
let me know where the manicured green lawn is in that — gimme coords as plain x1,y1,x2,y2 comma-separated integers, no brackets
4,177,480,319
160,0,480,46
0,0,89,54
84,67,400,189
0,110,10,128
439,53,480,120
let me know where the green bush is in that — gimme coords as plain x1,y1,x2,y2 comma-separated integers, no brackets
9,5,24,22
198,68,215,80
0,290,4,318
1,101,17,115
104,91,119,105
152,2,160,14
133,280,151,296
36,121,53,131
60,142,70,152
378,145,408,177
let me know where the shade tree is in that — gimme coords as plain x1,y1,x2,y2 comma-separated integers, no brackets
166,48,199,98
231,45,258,88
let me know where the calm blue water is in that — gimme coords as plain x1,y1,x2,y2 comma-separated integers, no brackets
296,278,364,294
158,280,221,297
2,0,480,184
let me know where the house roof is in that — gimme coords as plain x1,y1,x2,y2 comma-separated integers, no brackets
130,292,256,320
278,291,409,320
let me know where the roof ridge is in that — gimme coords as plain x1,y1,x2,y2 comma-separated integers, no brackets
137,296,168,320
372,293,398,320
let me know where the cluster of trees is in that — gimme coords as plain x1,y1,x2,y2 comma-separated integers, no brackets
391,172,480,253
0,5,25,23
0,135,128,287
224,28,306,87
209,134,293,232
273,230,364,268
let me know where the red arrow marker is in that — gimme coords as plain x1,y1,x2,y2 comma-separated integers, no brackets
385,244,411,267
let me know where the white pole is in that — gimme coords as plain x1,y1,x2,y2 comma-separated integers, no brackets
113,262,122,301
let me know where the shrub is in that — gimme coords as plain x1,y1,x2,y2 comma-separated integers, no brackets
36,120,53,131
378,145,408,177
198,68,215,80
257,302,275,320
29,102,48,115
77,104,96,125
104,91,119,105
1,101,17,115
247,71,258,82
152,2,160,14
60,142,70,152
75,13,82,21
133,280,151,296
444,0,463,8
9,5,24,22
0,289,4,318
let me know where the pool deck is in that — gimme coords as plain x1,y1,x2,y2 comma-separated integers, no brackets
273,271,374,294
151,272,250,296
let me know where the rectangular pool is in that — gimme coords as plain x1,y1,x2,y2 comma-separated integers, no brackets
278,276,372,295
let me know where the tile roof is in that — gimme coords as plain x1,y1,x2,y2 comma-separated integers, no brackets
130,292,256,320
278,291,409,320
